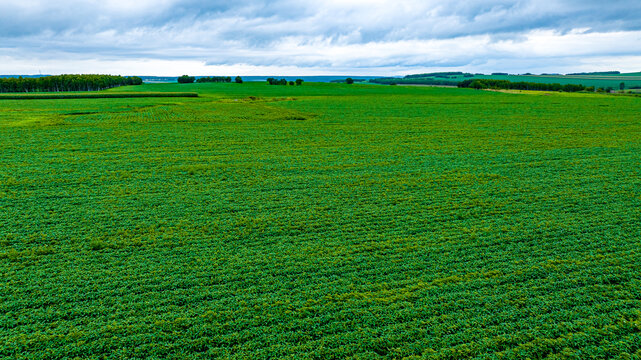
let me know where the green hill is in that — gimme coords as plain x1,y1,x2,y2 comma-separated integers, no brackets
372,72,641,89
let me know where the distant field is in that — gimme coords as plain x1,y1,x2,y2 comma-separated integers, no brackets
2,82,641,359
472,74,641,88
373,72,641,89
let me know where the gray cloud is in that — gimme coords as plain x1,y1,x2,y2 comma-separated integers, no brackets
3,1,640,38
1,0,640,75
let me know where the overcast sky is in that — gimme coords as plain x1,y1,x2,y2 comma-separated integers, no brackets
1,0,640,76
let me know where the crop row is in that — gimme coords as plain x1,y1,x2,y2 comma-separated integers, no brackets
1,83,640,359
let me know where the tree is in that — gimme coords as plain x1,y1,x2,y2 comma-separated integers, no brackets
345,78,354,84
457,78,585,93
0,74,143,93
620,82,625,90
295,79,303,86
178,75,195,84
471,80,485,89
235,76,243,84
266,78,289,86
289,81,295,86
126,76,143,85
198,76,232,83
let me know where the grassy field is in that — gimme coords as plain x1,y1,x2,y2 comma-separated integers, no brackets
1,82,641,359
379,73,641,89
470,74,641,89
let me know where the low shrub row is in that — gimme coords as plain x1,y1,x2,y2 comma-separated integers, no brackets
0,92,198,100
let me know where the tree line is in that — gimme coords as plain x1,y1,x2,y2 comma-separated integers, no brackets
567,71,620,76
197,76,231,83
267,78,303,86
0,74,143,93
179,75,244,84
458,79,586,92
370,77,460,86
177,76,304,85
329,78,368,84
404,72,474,79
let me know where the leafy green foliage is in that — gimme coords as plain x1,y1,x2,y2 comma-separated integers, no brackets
0,74,142,93
197,76,232,83
266,78,288,85
178,75,196,84
458,79,586,92
1,82,641,359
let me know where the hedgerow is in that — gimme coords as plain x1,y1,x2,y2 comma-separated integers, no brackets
0,92,198,100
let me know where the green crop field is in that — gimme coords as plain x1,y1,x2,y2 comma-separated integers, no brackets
2,82,641,359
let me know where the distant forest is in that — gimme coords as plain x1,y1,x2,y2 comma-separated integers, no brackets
370,72,473,86
404,72,475,79
0,74,142,93
370,72,611,92
196,76,232,83
458,79,586,92
566,71,620,76
370,77,460,86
